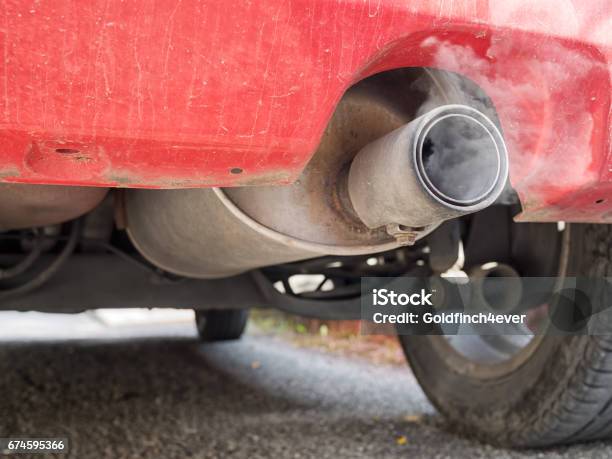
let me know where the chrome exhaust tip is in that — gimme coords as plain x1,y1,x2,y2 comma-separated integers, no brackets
347,104,509,239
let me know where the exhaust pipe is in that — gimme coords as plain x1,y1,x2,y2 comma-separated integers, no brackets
469,263,523,314
347,104,508,244
125,103,509,278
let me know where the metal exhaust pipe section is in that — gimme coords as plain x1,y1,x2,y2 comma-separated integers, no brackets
0,184,109,231
347,104,508,244
125,103,509,278
469,263,523,314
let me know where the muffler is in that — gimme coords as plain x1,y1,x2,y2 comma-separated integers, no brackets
125,100,508,278
0,184,108,231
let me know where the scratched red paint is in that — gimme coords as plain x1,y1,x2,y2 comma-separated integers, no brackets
0,0,610,222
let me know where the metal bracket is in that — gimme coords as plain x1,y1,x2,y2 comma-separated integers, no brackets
385,224,419,246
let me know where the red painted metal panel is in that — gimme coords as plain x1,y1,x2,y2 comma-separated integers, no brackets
0,0,610,222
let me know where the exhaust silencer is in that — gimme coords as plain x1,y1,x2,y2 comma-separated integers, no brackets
347,104,508,243
125,102,509,278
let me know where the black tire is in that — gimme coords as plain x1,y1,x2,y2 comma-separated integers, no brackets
195,309,249,342
400,224,612,447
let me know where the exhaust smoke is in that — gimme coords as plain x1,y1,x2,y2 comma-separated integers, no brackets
418,113,501,206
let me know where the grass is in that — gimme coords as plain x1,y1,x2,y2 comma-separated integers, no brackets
249,309,406,366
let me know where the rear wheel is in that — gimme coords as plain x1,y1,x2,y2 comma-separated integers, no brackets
400,223,612,447
195,309,249,342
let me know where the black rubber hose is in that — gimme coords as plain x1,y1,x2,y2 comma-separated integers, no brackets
0,219,81,299
0,229,45,281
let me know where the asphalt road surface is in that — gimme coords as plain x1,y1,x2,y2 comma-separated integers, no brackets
0,311,610,458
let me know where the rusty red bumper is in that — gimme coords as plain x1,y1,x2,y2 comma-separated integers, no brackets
0,0,610,222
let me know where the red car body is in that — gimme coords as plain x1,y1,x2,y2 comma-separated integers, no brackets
0,0,610,222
